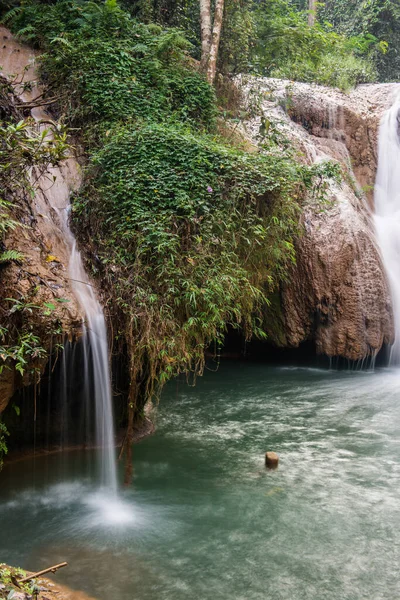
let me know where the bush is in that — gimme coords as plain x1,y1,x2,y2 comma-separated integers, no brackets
271,49,376,91
6,0,216,128
73,121,306,400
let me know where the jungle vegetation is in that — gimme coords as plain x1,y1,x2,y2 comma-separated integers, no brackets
0,0,398,468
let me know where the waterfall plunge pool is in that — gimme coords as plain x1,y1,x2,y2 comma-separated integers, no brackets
1,363,400,600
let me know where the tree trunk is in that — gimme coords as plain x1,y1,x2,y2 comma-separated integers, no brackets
308,0,316,26
200,0,212,72
207,0,225,85
199,0,225,85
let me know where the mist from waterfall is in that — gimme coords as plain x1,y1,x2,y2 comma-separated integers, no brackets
374,91,400,364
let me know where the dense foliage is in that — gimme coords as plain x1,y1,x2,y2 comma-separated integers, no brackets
4,0,324,424
4,0,396,88
6,0,216,126
117,0,389,88
76,122,305,402
318,0,400,82
252,0,381,90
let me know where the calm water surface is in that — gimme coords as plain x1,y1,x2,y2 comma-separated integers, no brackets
1,364,400,599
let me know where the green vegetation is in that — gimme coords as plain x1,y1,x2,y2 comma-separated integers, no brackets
6,0,216,126
3,0,393,461
4,0,328,426
318,0,400,83
75,121,305,402
0,564,41,599
4,0,392,90
252,0,382,90
117,0,390,88
0,114,67,263
0,78,68,385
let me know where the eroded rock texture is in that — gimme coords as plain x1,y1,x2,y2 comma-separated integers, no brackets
0,27,85,411
239,78,397,360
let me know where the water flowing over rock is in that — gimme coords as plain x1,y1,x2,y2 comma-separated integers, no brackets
374,92,400,365
0,26,84,409
0,28,118,490
239,78,397,360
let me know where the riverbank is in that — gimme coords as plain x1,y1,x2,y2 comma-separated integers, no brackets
0,564,97,600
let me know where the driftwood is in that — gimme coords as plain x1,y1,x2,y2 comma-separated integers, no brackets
18,562,68,584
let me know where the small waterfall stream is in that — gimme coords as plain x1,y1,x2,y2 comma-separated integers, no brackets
0,25,118,491
38,145,118,492
374,91,400,364
69,241,118,492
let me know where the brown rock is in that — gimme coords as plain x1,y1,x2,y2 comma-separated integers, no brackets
0,27,88,413
238,77,395,361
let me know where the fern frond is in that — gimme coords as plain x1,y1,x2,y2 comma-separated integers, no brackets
50,37,73,48
0,250,24,264
13,25,36,42
2,6,23,24
0,218,19,233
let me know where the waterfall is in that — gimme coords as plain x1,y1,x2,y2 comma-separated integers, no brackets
48,193,118,491
69,241,118,492
27,110,118,491
374,91,400,364
0,24,118,492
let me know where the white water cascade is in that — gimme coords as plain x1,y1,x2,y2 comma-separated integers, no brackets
0,24,118,493
41,174,118,493
374,90,400,364
69,241,118,493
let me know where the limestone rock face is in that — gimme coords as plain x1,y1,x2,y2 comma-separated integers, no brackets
283,185,393,360
0,27,85,412
239,77,397,360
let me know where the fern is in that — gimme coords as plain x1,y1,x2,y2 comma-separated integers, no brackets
0,250,24,264
50,37,73,48
13,24,36,42
2,6,23,25
0,216,19,234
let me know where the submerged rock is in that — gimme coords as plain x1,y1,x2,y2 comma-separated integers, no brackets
238,77,396,361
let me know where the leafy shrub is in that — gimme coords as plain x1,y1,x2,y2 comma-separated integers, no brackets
74,121,306,403
6,0,216,128
270,50,376,91
319,0,399,82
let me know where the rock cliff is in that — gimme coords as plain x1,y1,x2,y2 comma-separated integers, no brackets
0,27,84,412
239,78,397,360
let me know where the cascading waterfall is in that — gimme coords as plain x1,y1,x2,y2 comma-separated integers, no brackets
374,90,400,364
1,24,118,492
50,194,118,491
68,240,118,492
